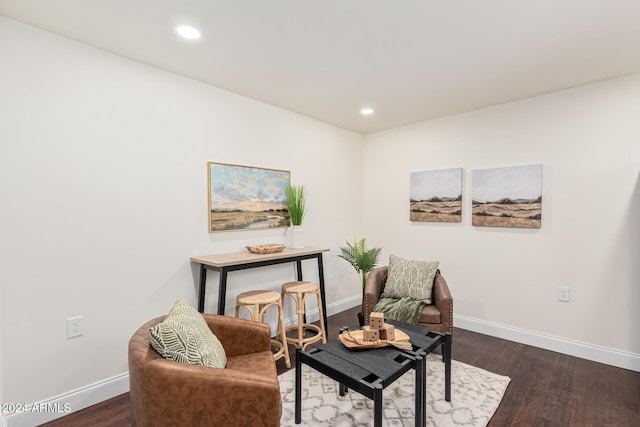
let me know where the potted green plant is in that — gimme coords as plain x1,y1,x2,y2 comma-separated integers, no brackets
338,238,382,325
285,185,306,248
338,237,382,288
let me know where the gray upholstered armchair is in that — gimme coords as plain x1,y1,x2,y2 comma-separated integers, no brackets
363,266,453,334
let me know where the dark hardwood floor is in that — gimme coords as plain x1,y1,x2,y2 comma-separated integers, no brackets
41,306,640,426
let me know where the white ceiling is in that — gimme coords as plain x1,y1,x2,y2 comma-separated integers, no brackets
2,0,640,134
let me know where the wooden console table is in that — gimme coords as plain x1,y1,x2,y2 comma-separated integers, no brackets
191,247,330,328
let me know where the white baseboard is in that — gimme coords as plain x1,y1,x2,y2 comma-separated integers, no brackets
3,373,129,427
289,293,361,326
2,295,362,427
454,314,640,372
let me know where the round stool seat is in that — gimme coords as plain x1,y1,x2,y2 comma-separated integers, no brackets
236,290,281,306
281,281,327,351
282,281,319,294
235,289,290,368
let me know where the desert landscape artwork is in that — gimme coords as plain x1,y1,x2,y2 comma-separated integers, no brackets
208,162,290,232
410,168,463,223
472,164,543,228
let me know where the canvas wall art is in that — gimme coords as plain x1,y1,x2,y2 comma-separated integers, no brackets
208,162,290,232
472,164,543,228
410,168,463,223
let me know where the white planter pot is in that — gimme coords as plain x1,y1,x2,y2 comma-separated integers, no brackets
290,226,305,249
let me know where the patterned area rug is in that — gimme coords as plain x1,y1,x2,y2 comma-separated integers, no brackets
280,353,510,426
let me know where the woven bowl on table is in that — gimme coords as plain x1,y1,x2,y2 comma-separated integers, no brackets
246,244,286,254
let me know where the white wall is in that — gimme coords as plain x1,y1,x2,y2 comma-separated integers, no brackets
363,73,640,367
0,16,365,417
0,264,3,413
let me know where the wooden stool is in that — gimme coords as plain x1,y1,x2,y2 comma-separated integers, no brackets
234,290,290,368
281,281,327,351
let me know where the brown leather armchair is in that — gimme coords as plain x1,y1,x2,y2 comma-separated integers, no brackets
129,314,281,427
363,266,453,334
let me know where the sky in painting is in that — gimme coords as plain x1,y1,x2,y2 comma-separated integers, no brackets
472,164,542,202
410,168,462,200
210,163,289,211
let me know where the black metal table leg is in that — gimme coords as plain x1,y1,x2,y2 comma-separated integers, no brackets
217,269,228,315
296,260,303,281
338,326,349,396
316,254,328,330
296,259,307,323
444,333,452,402
373,384,383,427
415,353,425,427
197,264,207,313
339,382,347,396
295,347,302,424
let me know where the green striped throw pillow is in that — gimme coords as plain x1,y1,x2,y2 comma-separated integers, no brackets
149,300,227,368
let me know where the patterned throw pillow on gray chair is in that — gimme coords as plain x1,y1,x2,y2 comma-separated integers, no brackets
381,254,439,304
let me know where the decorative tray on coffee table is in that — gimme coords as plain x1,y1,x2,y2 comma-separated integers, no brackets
339,311,412,350
339,328,411,350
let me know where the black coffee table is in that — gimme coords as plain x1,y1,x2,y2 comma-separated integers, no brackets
295,319,451,427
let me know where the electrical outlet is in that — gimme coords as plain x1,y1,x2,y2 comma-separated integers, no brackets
67,316,84,338
557,287,570,302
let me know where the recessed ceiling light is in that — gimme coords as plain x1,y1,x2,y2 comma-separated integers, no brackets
361,108,374,115
176,25,201,40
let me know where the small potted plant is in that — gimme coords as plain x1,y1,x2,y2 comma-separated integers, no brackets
338,238,382,325
338,237,382,289
285,185,306,248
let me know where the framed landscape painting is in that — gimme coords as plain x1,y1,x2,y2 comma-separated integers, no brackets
208,162,290,232
472,164,543,228
410,168,463,223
